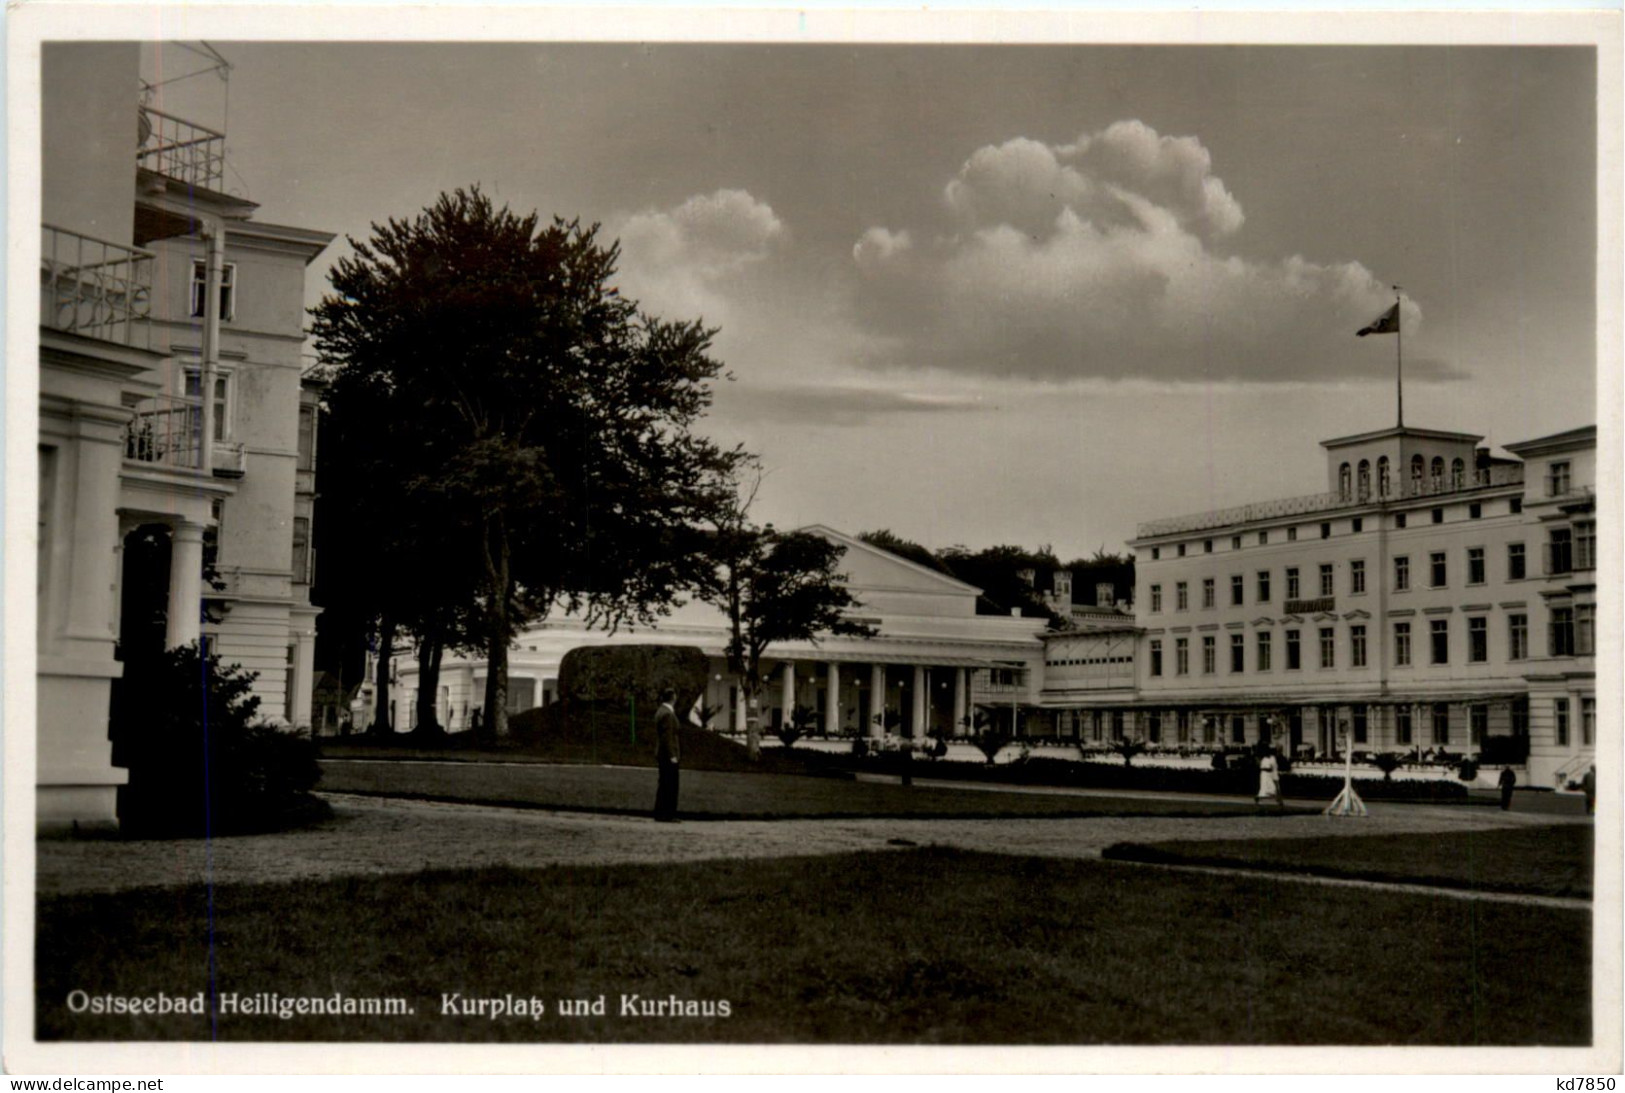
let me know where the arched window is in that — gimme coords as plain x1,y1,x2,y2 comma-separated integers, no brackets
1378,456,1391,496
1451,458,1465,488
1411,454,1425,489
1357,460,1371,499
1430,457,1445,488
1339,463,1352,499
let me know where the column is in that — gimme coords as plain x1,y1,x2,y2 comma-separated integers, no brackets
780,660,796,729
952,667,968,737
911,665,927,739
825,662,840,736
290,628,317,729
735,685,747,734
165,521,206,649
869,663,886,737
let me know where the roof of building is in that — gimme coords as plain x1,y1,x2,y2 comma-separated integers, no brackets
1502,424,1597,457
1320,425,1484,449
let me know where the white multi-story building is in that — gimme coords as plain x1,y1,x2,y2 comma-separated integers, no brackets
1038,422,1596,789
36,44,331,829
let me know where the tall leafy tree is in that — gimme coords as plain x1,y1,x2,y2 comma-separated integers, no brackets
312,187,740,735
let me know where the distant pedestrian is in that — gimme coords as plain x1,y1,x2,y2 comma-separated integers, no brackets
1255,749,1285,810
653,688,682,822
1498,766,1516,810
1583,764,1596,816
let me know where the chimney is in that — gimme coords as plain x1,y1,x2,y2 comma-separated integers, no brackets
1053,568,1072,603
1096,582,1115,608
1017,567,1036,588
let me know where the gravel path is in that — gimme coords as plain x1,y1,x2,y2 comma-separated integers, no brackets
34,791,1587,898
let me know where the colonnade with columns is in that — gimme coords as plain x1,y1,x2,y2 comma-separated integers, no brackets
730,660,976,739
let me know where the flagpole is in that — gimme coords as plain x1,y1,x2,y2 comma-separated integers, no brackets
1394,286,1404,428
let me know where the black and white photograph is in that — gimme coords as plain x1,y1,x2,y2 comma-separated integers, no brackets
6,5,1620,1077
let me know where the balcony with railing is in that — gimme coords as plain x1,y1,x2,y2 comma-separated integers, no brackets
137,106,226,192
124,394,202,471
40,225,154,348
1135,463,1526,539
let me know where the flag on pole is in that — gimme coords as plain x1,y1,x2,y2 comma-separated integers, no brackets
1356,303,1400,337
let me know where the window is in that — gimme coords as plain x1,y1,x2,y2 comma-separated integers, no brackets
1394,622,1412,667
1175,638,1189,676
1394,555,1410,591
1149,640,1162,677
1548,461,1571,496
1202,577,1215,609
1177,710,1190,744
1320,522,1331,540
1451,458,1465,488
1202,636,1216,675
1257,570,1271,602
1286,629,1301,670
296,404,318,471
1258,531,1269,546
189,259,237,321
1430,457,1444,488
1286,567,1300,600
1510,497,1523,514
1352,517,1363,534
1230,633,1245,673
1318,627,1335,669
1147,712,1162,743
1508,542,1525,580
1410,454,1425,488
1151,585,1162,612
1176,582,1189,611
1319,563,1334,597
182,369,230,442
1231,536,1242,550
1203,539,1213,554
1430,619,1449,664
1230,574,1244,606
1111,711,1125,740
1231,716,1246,744
1395,512,1407,529
1430,551,1447,588
1431,507,1444,525
1378,456,1390,496
1339,463,1352,498
1353,706,1368,744
1467,547,1485,585
1351,625,1367,668
1550,606,1575,657
1548,527,1573,575
1257,631,1272,671
1469,502,1481,520
1287,527,1298,542
1468,617,1487,663
1470,706,1487,746
1350,559,1366,594
1357,460,1371,499
1555,698,1569,746
1577,604,1595,656
1582,697,1595,746
1202,715,1217,745
1576,521,1596,570
1509,614,1528,661
1396,706,1413,745
291,517,312,584
1091,710,1104,742
1178,543,1187,558
1432,704,1450,745
1512,698,1529,738
1152,547,1161,561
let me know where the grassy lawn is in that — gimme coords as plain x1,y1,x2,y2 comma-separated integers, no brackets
316,758,1285,820
37,848,1588,1045
1102,824,1594,899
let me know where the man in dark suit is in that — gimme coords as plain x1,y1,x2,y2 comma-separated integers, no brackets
653,688,682,822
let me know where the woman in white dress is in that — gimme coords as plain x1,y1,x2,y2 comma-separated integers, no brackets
1255,749,1285,810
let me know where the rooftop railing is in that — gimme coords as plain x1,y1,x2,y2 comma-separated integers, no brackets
40,225,154,348
137,106,226,192
1136,463,1526,539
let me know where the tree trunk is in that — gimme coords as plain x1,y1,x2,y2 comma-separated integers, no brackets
479,515,513,738
371,615,395,735
745,683,762,762
414,629,444,736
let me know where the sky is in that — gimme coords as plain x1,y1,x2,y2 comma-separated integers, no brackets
138,40,1599,561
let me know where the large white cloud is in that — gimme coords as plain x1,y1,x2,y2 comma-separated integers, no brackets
855,120,1443,384
612,188,786,321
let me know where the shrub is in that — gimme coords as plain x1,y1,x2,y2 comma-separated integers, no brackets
115,643,326,837
556,644,709,712
974,727,1011,764
1114,738,1147,768
1373,752,1403,781
1457,758,1480,782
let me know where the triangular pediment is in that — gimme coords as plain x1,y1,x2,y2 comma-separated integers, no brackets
1251,616,1276,627
802,525,983,597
